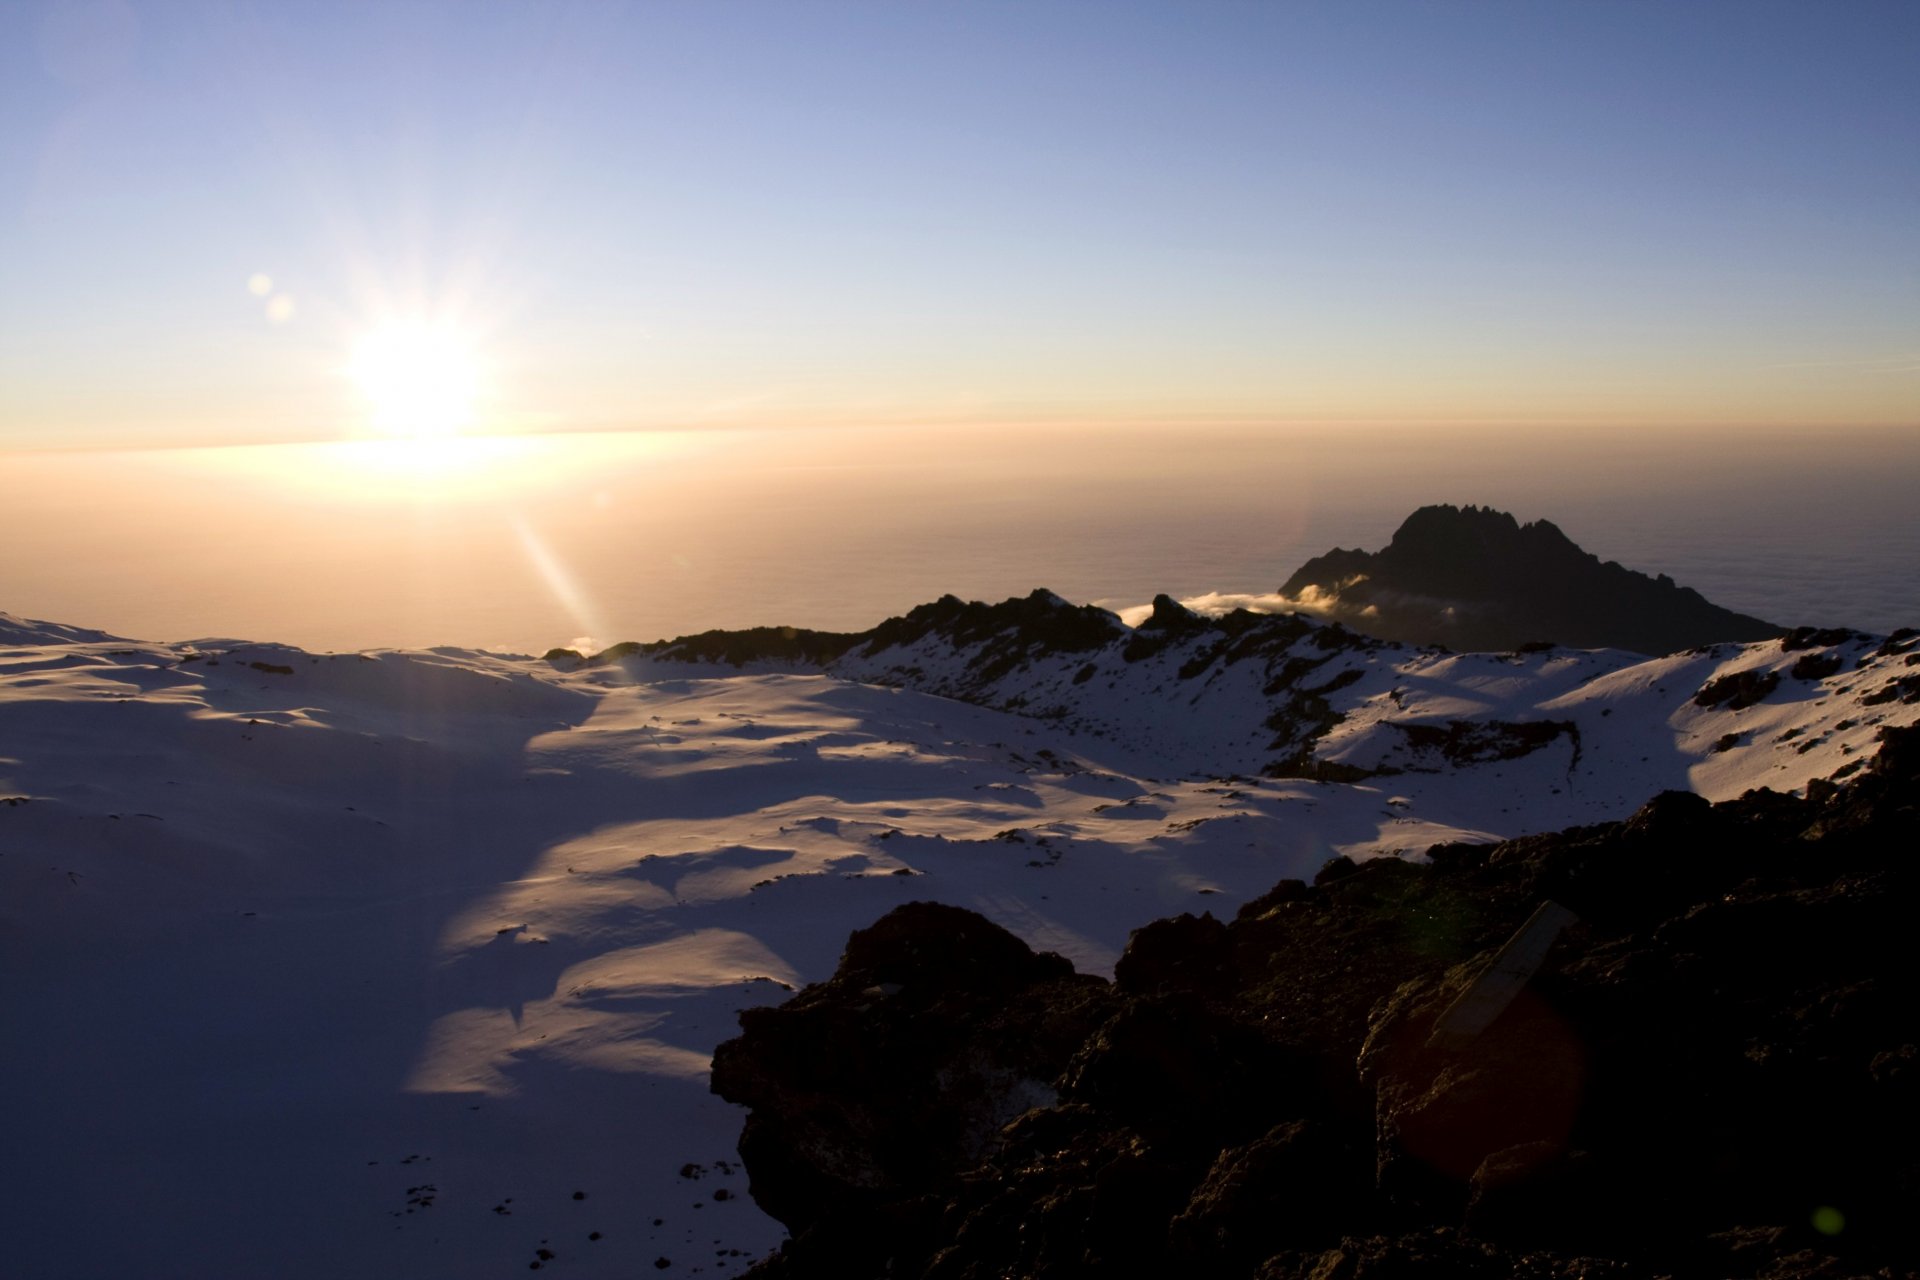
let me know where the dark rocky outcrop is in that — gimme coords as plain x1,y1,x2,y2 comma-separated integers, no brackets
1121,593,1216,663
1386,718,1579,771
1693,668,1782,710
587,624,865,669
708,902,1115,1242
1278,504,1781,655
856,590,1127,687
712,727,1920,1279
600,588,1131,692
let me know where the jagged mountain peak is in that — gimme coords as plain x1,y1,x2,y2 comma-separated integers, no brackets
1139,592,1203,629
1279,504,1780,655
1384,502,1575,557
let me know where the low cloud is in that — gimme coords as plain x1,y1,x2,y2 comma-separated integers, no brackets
1108,591,1337,628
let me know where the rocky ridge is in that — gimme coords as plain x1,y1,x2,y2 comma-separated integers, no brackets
573,590,1919,817
711,725,1920,1279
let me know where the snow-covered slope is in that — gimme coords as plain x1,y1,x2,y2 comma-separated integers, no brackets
817,593,1920,822
3,601,1914,1279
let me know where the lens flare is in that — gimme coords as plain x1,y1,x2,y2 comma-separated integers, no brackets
513,515,610,656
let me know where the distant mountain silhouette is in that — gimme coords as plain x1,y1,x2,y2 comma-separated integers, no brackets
1277,504,1780,654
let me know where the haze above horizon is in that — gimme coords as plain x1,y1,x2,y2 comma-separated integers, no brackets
9,422,1918,653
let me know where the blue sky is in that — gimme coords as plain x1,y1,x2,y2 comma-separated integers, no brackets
3,0,1916,449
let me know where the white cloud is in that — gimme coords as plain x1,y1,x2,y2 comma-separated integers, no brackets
1107,591,1335,628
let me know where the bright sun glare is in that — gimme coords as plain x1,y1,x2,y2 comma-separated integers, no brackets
347,323,481,441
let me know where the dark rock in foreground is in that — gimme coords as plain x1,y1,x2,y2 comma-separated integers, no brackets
712,728,1920,1279
709,902,1113,1238
1278,503,1781,654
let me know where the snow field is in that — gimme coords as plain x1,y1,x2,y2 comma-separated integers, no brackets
3,611,1914,1278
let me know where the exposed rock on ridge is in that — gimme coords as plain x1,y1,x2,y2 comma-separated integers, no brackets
1278,503,1781,655
601,585,1917,818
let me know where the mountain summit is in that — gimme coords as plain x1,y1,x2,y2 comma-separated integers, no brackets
1278,503,1780,654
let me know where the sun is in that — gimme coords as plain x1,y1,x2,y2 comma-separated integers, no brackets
347,322,482,440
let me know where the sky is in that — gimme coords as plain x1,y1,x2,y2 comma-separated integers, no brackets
2,0,1917,453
